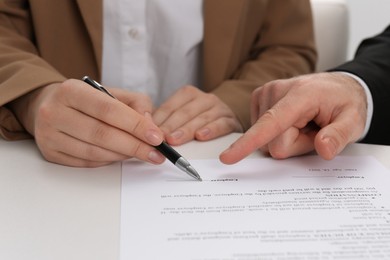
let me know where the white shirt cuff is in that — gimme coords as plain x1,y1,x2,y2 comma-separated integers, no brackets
338,72,373,141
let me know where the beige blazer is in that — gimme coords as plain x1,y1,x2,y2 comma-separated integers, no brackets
0,0,316,140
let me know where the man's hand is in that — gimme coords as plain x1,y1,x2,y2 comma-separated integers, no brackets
220,73,368,164
153,85,243,145
10,79,166,167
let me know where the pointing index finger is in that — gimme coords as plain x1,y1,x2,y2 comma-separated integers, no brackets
220,98,310,164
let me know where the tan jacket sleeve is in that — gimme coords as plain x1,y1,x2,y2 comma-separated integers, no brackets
0,2,66,140
209,0,317,130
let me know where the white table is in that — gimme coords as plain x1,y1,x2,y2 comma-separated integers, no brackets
1,133,389,260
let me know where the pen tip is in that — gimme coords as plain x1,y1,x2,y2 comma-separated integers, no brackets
186,165,202,182
175,157,202,181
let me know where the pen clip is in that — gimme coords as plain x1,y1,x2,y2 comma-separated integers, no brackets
82,76,117,99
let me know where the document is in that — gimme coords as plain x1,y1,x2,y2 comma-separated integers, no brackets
120,156,390,260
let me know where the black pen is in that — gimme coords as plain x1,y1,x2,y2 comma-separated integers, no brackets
82,76,202,181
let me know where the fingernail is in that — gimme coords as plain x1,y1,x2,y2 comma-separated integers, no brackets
197,128,211,138
145,130,162,146
323,136,337,157
148,150,165,164
169,130,183,139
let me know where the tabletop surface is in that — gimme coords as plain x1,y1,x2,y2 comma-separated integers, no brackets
1,133,389,260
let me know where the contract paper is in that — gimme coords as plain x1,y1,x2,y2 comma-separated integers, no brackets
120,156,390,260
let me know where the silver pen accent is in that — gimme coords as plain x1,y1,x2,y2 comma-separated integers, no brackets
155,142,202,181
175,157,202,181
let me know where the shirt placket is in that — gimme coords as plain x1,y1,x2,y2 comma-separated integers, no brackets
120,0,148,93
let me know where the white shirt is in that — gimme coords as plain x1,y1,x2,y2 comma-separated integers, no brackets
102,0,203,106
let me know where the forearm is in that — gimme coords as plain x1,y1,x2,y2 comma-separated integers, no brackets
0,5,66,139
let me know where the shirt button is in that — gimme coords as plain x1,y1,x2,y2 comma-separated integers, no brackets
128,28,141,40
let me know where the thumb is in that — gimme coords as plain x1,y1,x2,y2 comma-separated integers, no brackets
314,118,362,160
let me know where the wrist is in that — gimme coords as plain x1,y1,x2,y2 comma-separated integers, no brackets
9,83,58,136
332,71,373,141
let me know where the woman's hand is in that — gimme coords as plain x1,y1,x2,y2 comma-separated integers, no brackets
153,85,243,145
10,79,166,167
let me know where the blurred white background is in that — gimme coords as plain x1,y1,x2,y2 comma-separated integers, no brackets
346,0,390,59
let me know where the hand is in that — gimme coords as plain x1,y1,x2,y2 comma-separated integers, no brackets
9,79,166,167
220,72,368,164
152,85,243,145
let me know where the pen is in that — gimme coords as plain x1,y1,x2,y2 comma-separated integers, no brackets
82,76,202,181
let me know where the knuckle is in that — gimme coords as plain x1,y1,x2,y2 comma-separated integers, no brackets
39,148,59,164
158,103,175,116
91,124,111,143
35,103,61,131
160,125,173,135
96,99,115,120
177,127,191,137
128,142,143,158
42,154,56,164
264,79,282,89
180,106,196,117
206,93,219,104
180,85,197,94
262,109,283,131
83,145,103,161
262,109,276,119
36,102,55,124
197,113,212,122
269,146,290,159
251,89,260,102
130,117,143,134
57,79,77,95
225,118,242,132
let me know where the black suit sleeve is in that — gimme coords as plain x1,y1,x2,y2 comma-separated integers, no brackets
332,25,390,145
